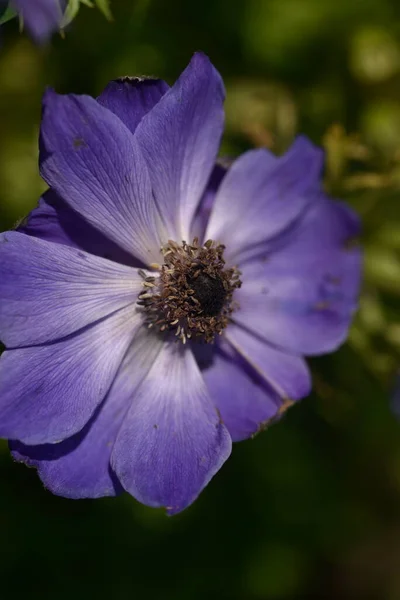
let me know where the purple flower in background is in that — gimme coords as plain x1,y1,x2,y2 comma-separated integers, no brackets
8,0,62,42
391,374,400,418
0,53,362,514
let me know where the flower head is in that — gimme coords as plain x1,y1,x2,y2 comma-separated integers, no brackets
8,0,63,42
0,53,362,514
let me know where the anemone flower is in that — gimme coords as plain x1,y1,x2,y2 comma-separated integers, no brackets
6,0,62,42
0,53,362,514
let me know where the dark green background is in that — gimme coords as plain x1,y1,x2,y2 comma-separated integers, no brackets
1,0,400,598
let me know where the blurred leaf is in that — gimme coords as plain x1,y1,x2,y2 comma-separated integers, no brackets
0,6,17,25
365,245,400,294
95,0,112,20
350,26,400,83
62,0,93,28
224,79,297,151
362,101,400,156
61,0,82,27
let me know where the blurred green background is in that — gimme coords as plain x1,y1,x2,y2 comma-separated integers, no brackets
1,0,400,598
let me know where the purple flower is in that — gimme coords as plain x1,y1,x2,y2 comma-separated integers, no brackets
0,53,362,514
391,374,400,418
9,0,62,42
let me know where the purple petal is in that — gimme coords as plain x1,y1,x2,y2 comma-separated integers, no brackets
225,324,311,400
190,163,227,242
18,189,138,267
97,77,169,135
40,89,166,266
206,136,324,263
0,231,142,347
134,52,225,241
0,306,140,445
12,0,62,42
111,342,232,514
196,339,282,442
10,330,162,499
233,197,362,355
391,374,400,419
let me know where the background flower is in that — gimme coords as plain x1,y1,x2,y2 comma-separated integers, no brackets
5,0,63,42
0,0,110,42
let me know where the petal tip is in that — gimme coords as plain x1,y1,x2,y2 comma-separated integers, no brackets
291,134,325,163
42,86,58,105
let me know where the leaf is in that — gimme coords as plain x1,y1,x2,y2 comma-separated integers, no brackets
94,0,112,20
61,0,91,28
61,0,112,28
0,6,17,25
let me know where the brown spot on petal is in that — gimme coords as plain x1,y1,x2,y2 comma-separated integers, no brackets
253,397,295,437
73,137,87,149
277,397,295,416
343,236,360,251
314,301,331,310
327,275,342,285
215,406,224,425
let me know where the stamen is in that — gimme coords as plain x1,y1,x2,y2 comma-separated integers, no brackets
136,238,241,344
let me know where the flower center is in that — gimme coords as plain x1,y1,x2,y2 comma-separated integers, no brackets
186,271,227,317
137,238,242,344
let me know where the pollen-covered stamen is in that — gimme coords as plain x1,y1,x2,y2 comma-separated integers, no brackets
137,238,242,343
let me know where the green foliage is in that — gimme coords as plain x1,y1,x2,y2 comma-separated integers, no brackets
61,0,83,27
94,0,112,20
0,5,17,25
62,0,111,27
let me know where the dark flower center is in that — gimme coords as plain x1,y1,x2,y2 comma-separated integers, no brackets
137,238,241,343
187,272,227,317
